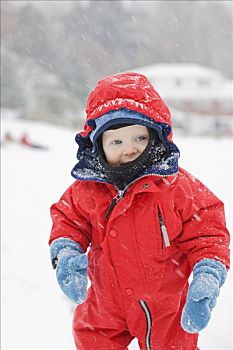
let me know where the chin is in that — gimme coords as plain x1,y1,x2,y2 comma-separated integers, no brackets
122,158,137,164
109,158,137,167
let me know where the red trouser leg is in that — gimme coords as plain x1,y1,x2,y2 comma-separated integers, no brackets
126,299,199,350
73,290,199,350
73,298,134,350
73,326,133,350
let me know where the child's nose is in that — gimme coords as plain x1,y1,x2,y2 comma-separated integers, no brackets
123,145,138,156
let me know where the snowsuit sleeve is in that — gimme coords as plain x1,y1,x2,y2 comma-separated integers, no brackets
174,169,230,270
49,181,92,253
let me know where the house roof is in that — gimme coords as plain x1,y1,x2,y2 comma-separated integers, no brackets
160,87,232,100
130,63,232,100
132,63,224,80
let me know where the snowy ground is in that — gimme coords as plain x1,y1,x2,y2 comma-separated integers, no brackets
1,118,232,350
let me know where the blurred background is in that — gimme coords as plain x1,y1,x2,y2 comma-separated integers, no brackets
1,0,233,135
1,1,233,349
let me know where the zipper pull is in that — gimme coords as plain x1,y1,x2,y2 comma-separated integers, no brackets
105,197,118,221
105,190,125,221
158,209,170,247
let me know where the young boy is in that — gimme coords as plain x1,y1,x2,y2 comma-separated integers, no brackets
49,72,230,350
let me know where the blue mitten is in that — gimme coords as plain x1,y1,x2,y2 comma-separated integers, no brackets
50,238,88,304
181,258,227,333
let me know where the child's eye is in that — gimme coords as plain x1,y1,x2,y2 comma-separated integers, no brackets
136,135,148,142
111,139,122,145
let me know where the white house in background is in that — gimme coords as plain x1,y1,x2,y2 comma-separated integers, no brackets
132,63,232,115
132,63,233,136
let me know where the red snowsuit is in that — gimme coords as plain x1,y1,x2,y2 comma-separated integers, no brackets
49,73,230,350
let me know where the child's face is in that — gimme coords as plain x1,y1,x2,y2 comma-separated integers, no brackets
102,125,149,166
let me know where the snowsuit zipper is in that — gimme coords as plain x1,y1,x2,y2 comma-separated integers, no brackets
139,300,152,350
158,207,170,248
105,173,164,221
105,190,125,220
104,172,178,221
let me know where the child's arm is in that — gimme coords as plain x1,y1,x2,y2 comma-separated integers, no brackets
49,182,91,303
174,170,230,332
174,169,230,270
49,181,92,253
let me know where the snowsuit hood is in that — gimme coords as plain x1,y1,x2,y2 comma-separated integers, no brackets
72,72,180,182
82,71,173,137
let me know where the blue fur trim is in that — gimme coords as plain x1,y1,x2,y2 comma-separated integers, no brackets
193,258,227,287
89,109,167,155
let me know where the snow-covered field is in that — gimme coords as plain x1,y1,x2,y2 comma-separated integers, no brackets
1,118,232,350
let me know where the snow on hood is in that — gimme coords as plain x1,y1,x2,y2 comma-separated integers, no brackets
80,72,173,139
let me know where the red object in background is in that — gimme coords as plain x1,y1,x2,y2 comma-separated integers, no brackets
20,133,32,146
19,133,48,150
